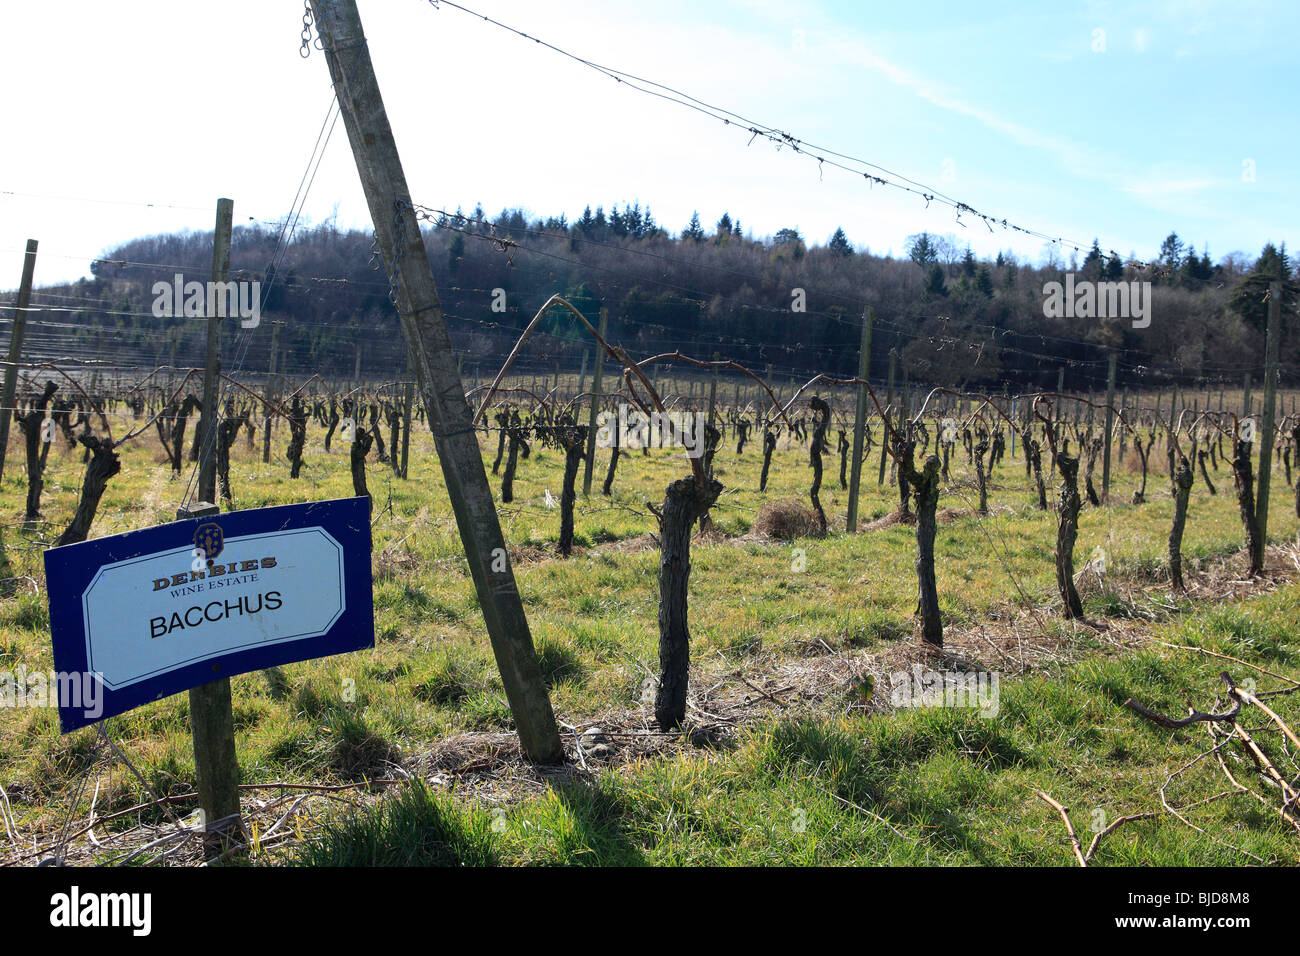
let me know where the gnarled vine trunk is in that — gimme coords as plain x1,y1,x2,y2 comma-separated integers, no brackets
808,398,829,534
1054,453,1085,619
838,430,849,490
501,428,523,503
1197,449,1216,495
287,398,308,480
602,421,620,497
759,428,776,491
55,436,121,546
1293,425,1300,519
908,456,943,646
1024,430,1047,510
974,438,990,515
894,428,916,520
557,429,585,556
17,382,57,521
1169,456,1194,591
491,412,508,474
654,475,723,730
1084,438,1102,507
350,427,374,508
1231,439,1262,576
216,414,248,506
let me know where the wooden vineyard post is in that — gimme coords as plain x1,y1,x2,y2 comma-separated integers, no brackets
195,199,233,505
1102,352,1116,502
0,239,37,484
878,349,895,485
582,308,608,498
179,499,244,854
1254,280,1281,569
1009,399,1017,459
694,352,721,531
181,201,243,855
261,320,280,463
310,0,563,762
846,307,872,531
1118,387,1128,463
706,352,719,473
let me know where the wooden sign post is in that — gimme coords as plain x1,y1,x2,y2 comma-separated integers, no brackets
45,497,376,855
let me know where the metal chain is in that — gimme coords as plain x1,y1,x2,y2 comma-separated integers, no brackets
387,200,409,308
299,1,317,58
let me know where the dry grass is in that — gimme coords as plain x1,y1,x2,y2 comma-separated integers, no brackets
753,497,824,539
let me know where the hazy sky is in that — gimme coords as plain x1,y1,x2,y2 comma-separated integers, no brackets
1,0,1295,287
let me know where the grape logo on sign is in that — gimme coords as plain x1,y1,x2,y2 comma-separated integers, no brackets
941,418,957,445
195,523,224,565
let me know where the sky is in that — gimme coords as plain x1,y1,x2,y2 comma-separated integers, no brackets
1,0,1296,287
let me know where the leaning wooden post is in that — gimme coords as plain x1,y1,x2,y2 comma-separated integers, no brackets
0,239,38,484
582,308,608,497
846,307,872,531
1102,351,1116,502
1254,280,1281,570
311,0,562,762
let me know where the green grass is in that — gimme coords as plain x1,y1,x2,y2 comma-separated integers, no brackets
293,779,497,867
1,418,1297,865
298,587,1300,866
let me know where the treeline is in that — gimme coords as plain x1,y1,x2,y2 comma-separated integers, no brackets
22,203,1297,392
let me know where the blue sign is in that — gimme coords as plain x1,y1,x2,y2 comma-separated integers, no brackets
44,497,374,732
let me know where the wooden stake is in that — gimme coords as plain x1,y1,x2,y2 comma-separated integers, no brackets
311,0,562,761
582,308,608,497
178,500,243,855
195,199,233,505
846,307,872,531
261,320,279,463
1254,280,1281,568
878,349,895,485
1102,352,1116,502
0,239,37,483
